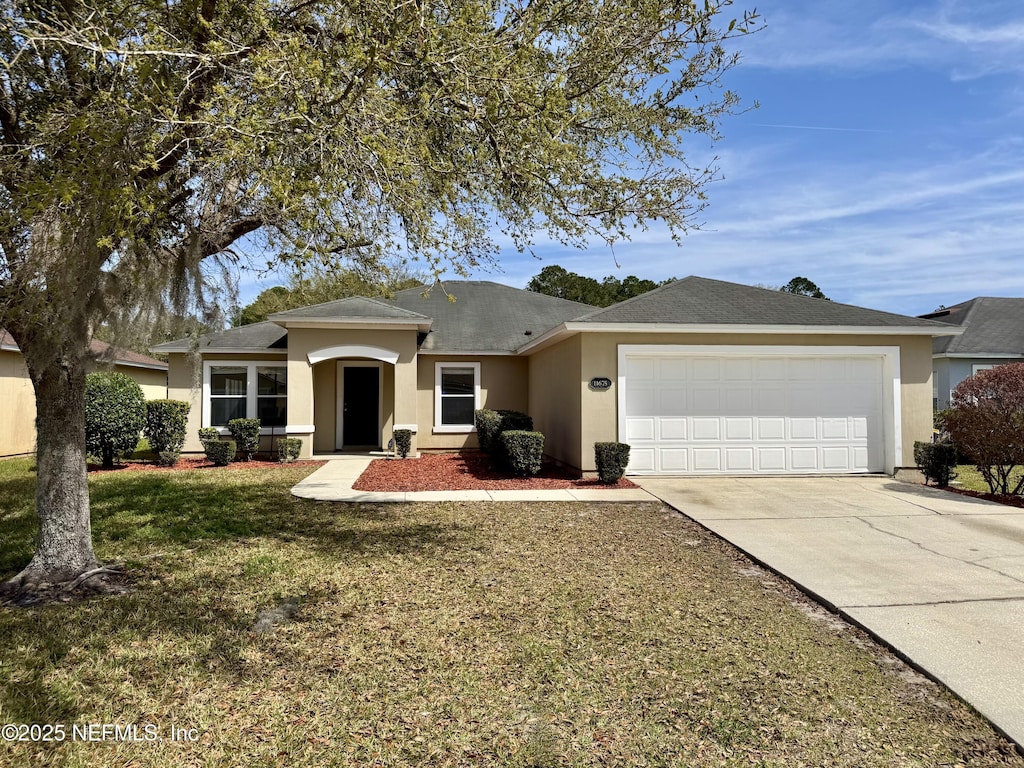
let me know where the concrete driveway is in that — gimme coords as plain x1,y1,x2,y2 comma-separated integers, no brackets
635,475,1024,749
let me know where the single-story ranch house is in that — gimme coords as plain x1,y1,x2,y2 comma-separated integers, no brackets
152,277,961,475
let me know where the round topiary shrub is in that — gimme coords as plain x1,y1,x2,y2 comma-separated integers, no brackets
595,442,631,484
228,418,261,461
205,440,236,466
144,399,190,464
85,371,146,469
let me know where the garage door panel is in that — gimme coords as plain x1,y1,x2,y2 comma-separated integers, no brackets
790,447,819,471
691,418,720,440
692,359,720,380
724,388,753,411
622,353,885,476
661,449,688,472
756,358,787,380
691,388,720,412
626,418,655,441
757,418,786,440
790,418,817,440
659,418,687,440
723,359,753,380
724,418,753,440
758,447,787,471
725,448,755,471
629,448,655,472
757,388,788,413
692,449,721,471
822,447,852,471
657,388,688,415
659,359,688,379
822,418,849,440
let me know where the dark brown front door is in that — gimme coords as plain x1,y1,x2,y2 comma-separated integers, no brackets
342,366,379,447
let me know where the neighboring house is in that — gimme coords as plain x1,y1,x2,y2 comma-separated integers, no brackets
919,298,1024,409
0,331,169,456
153,277,960,476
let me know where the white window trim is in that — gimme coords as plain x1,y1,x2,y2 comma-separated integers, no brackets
202,361,288,433
433,362,481,433
972,364,996,375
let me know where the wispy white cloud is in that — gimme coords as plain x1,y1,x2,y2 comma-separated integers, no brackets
739,0,1024,77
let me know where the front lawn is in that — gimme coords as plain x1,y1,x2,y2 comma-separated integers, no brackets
953,464,1024,496
1,458,1020,767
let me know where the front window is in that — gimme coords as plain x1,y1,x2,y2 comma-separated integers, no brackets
257,367,287,427
205,362,287,429
434,362,480,432
210,367,247,426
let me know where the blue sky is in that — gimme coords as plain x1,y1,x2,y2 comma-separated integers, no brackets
241,0,1024,317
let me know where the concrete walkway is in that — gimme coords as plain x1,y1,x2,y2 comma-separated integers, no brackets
291,455,656,503
635,475,1024,750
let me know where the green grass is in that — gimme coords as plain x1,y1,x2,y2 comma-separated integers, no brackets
1,458,1021,767
952,464,1024,495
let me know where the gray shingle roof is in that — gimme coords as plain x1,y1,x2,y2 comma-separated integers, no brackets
920,297,1024,355
573,276,946,328
269,296,430,321
150,321,288,353
388,281,598,352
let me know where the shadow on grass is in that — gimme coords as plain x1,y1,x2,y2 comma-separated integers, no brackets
0,461,466,726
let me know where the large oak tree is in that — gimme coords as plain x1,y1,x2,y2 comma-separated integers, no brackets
0,0,757,597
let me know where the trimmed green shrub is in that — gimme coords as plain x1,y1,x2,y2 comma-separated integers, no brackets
501,430,544,477
85,371,146,469
198,427,220,451
914,441,957,488
278,438,303,463
157,450,180,467
205,440,236,466
474,409,534,455
228,418,261,461
474,409,502,453
595,442,631,484
145,399,190,456
393,429,412,459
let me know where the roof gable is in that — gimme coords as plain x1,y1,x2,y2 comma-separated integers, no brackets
269,295,431,322
920,297,1024,356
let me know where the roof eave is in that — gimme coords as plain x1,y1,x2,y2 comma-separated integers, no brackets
150,346,289,355
933,352,1024,359
517,322,961,354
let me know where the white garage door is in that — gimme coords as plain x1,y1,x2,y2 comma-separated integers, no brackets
621,351,886,475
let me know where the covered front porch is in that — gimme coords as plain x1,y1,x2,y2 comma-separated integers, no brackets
283,332,421,460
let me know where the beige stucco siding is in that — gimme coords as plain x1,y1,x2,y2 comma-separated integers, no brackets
118,365,167,401
0,352,168,457
416,355,529,450
573,332,934,473
527,335,583,469
0,349,37,456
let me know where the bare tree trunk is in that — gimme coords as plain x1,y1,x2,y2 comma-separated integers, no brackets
5,354,97,591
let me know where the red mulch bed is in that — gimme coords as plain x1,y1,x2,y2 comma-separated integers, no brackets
87,457,325,474
352,452,635,492
938,484,1024,509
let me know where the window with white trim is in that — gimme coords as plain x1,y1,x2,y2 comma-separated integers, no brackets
209,366,247,426
434,362,480,432
972,364,996,375
205,362,287,428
